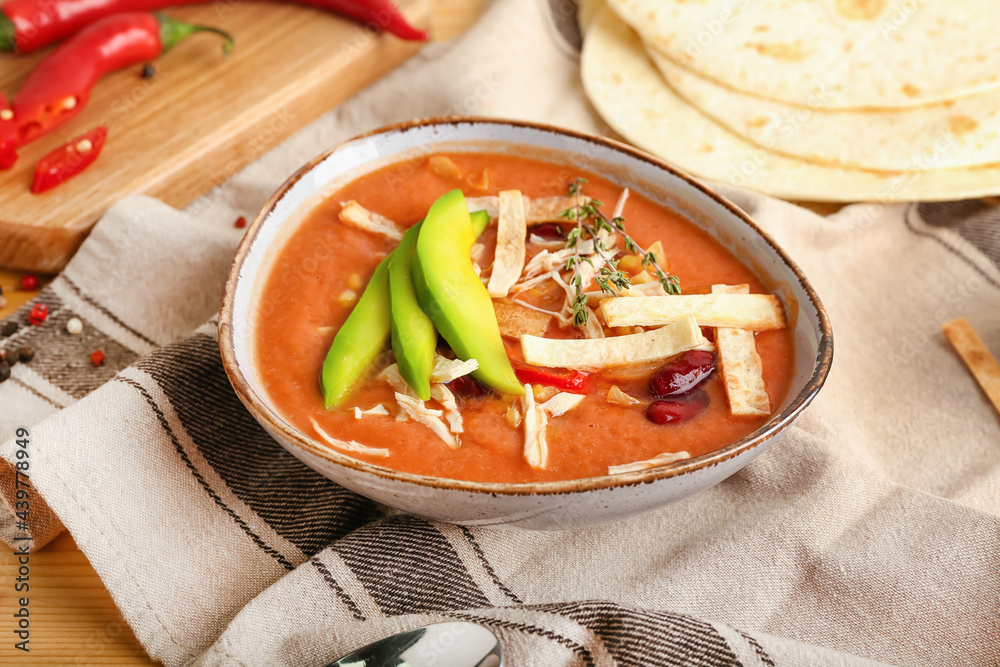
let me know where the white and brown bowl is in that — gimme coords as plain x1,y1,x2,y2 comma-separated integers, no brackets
219,117,833,530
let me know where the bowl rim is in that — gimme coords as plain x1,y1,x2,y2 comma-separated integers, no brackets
218,116,834,496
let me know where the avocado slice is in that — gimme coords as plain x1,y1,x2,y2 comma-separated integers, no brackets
412,190,524,396
389,222,436,400
320,256,391,408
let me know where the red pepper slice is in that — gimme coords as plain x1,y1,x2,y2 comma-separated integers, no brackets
0,94,16,170
31,126,108,194
513,363,592,394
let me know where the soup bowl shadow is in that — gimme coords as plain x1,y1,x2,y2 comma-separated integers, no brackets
219,117,833,531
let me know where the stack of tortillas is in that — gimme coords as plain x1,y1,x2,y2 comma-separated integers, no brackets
580,0,1000,201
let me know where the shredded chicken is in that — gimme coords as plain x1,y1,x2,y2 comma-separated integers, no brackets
309,417,389,458
430,355,479,384
354,405,390,419
395,393,458,450
608,451,690,475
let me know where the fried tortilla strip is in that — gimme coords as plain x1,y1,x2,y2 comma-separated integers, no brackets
487,190,528,297
495,301,552,339
521,315,712,371
338,201,404,240
942,317,1000,416
712,284,770,417
600,293,786,330
608,450,689,475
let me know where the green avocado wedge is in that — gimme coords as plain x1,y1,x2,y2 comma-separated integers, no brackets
389,222,435,401
413,190,524,396
321,256,391,409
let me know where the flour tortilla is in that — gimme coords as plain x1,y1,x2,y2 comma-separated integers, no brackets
652,54,1000,172
606,0,1000,110
581,3,1000,202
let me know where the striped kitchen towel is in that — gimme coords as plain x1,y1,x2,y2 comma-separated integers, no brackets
1,0,998,664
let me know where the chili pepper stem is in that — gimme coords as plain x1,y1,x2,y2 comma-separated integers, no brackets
0,13,15,51
156,13,234,58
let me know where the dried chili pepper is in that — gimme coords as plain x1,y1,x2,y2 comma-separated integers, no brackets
0,94,16,170
31,126,108,194
0,0,425,53
13,12,232,146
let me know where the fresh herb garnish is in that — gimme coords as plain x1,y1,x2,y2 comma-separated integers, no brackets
559,179,681,327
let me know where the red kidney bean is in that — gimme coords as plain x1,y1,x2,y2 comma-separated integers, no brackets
649,350,716,398
448,375,489,400
528,223,565,239
645,394,708,425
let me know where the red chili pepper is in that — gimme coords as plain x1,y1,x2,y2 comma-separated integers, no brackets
0,0,426,53
513,363,592,394
12,13,232,146
0,94,16,170
28,303,48,325
90,349,106,366
31,126,108,194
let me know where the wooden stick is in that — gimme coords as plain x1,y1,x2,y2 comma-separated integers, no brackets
941,317,1000,416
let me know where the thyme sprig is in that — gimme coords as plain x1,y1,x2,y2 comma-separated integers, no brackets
559,178,681,327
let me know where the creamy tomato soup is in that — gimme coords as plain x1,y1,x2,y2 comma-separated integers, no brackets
254,153,794,483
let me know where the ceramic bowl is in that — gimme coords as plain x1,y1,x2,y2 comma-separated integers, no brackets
219,117,833,530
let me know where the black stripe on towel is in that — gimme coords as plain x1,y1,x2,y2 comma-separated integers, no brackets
114,376,295,571
446,611,596,667
535,600,748,667
332,515,491,616
135,331,381,556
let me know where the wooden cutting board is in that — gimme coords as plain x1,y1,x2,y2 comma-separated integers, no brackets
0,0,430,273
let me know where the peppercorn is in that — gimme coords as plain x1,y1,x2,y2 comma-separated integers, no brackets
66,317,83,335
234,216,247,229
18,346,34,363
2,348,17,366
0,321,15,337
19,274,38,291
28,303,48,325
90,349,105,367
0,362,9,383
141,63,155,79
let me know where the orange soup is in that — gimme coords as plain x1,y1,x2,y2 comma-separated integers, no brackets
254,153,795,483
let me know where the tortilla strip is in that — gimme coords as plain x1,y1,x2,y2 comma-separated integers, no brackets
338,201,404,240
941,317,1000,416
309,417,389,458
521,315,712,371
522,384,549,469
495,301,552,339
600,294,786,331
487,190,528,297
712,285,770,417
608,450,689,475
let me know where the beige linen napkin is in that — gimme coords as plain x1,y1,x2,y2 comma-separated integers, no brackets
1,0,999,664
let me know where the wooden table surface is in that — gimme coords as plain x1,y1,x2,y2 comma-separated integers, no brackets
0,1,484,663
